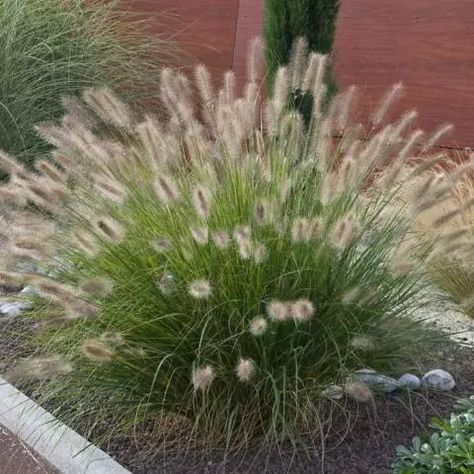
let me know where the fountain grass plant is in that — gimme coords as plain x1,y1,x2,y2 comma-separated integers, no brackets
404,149,474,320
0,0,172,171
0,39,461,459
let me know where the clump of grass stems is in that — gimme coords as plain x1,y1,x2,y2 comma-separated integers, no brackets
0,38,457,461
0,0,172,171
402,150,474,320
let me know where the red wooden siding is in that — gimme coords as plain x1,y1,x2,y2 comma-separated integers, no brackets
139,0,474,148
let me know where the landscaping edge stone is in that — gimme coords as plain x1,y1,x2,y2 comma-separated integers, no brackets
0,377,131,474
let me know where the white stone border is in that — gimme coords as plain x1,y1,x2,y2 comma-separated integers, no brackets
0,377,131,474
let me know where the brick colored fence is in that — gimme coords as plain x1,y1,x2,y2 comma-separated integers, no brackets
138,0,474,149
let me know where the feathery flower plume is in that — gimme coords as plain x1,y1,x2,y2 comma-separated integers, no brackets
267,300,290,322
191,226,209,245
79,277,114,297
371,82,403,126
422,123,454,152
0,271,22,287
249,316,268,336
35,280,77,305
223,71,236,105
94,175,127,204
154,175,179,204
156,272,175,295
195,65,215,113
237,238,252,260
247,37,264,83
13,356,72,381
330,214,359,250
312,69,328,118
272,66,289,119
192,365,215,392
344,381,373,402
301,52,322,92
95,217,124,243
36,160,66,183
236,358,255,383
75,231,99,257
233,225,251,244
291,217,320,242
67,301,100,319
192,185,213,219
254,201,268,225
290,299,315,322
342,287,361,305
99,332,124,346
397,129,424,162
350,336,376,352
253,243,268,264
81,339,114,362
135,115,164,164
152,237,172,253
0,151,25,174
83,87,132,129
0,186,26,206
212,231,231,249
188,279,213,299
290,37,308,89
10,238,47,261
335,85,357,132
392,110,418,141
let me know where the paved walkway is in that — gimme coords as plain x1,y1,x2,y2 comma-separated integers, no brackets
0,425,57,474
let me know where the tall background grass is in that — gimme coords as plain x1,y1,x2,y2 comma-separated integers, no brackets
0,0,172,171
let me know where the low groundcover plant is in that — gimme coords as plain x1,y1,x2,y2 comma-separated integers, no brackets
0,39,464,458
392,397,474,473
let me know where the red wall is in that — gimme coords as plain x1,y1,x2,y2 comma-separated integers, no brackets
139,0,474,148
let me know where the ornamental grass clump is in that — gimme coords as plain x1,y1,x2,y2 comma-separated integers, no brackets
0,0,171,170
402,151,474,319
0,39,457,455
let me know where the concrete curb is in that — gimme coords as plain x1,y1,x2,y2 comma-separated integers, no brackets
0,377,131,474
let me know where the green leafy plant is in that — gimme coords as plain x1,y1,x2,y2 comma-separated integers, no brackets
0,0,171,171
0,40,454,459
392,397,474,473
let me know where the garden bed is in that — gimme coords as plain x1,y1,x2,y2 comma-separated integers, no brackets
0,299,472,473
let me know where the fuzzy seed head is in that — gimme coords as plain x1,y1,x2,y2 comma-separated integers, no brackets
212,230,230,249
290,299,315,322
267,300,290,321
253,243,268,264
79,277,114,297
330,214,359,250
154,175,179,204
99,332,124,346
342,287,361,305
156,272,174,295
249,316,268,336
66,301,100,319
188,279,212,299
344,381,373,402
191,226,209,245
81,339,114,362
192,185,213,219
95,217,124,243
192,365,215,391
350,336,376,352
236,358,255,383
152,237,172,253
13,356,72,381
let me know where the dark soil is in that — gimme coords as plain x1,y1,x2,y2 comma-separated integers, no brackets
0,309,472,474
